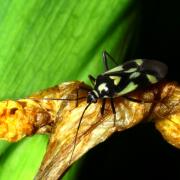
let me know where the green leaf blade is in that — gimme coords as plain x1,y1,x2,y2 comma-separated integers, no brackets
0,0,139,179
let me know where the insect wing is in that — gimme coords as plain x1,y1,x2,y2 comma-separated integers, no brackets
103,59,168,81
138,59,168,80
101,59,168,96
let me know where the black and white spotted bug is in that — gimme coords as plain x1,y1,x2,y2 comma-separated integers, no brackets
87,51,167,104
69,51,168,163
84,51,168,119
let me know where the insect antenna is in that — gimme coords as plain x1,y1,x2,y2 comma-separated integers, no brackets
26,94,93,165
26,96,87,101
68,102,91,165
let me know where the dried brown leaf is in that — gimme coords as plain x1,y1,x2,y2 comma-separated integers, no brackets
0,81,179,179
35,81,180,179
154,82,180,148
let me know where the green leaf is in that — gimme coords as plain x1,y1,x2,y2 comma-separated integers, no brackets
0,0,139,179
0,135,48,179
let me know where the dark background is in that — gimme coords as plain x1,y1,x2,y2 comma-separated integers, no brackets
77,1,180,179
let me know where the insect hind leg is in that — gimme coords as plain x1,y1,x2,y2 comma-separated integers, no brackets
123,96,146,103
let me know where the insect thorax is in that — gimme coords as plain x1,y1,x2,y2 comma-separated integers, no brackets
94,75,118,98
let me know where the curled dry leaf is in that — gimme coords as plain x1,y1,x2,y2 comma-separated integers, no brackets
0,81,179,179
35,81,180,180
0,81,84,141
154,82,180,148
35,84,152,180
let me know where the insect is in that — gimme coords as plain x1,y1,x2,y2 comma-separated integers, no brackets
68,51,168,163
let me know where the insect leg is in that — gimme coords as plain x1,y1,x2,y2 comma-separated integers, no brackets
123,96,162,104
123,96,145,103
110,98,116,126
88,75,96,86
101,98,106,115
102,51,118,71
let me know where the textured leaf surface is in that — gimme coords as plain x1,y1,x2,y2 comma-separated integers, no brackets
0,0,138,179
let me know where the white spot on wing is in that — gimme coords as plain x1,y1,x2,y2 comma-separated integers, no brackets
116,82,138,96
129,72,141,79
109,76,121,85
124,68,137,73
135,59,143,66
104,65,123,74
146,74,158,84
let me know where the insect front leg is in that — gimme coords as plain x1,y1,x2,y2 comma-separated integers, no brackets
110,98,116,126
88,75,96,86
100,98,106,115
102,51,118,71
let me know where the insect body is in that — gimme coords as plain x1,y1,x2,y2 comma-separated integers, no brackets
85,51,168,121
87,53,168,104
70,51,168,163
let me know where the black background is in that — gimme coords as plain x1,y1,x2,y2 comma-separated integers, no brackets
76,1,180,179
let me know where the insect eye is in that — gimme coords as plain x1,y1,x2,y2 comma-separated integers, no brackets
87,91,98,103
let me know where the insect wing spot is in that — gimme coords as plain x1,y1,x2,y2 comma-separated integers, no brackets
103,65,124,74
117,82,138,96
129,72,141,79
146,74,158,84
124,68,137,73
109,76,121,86
135,59,143,66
